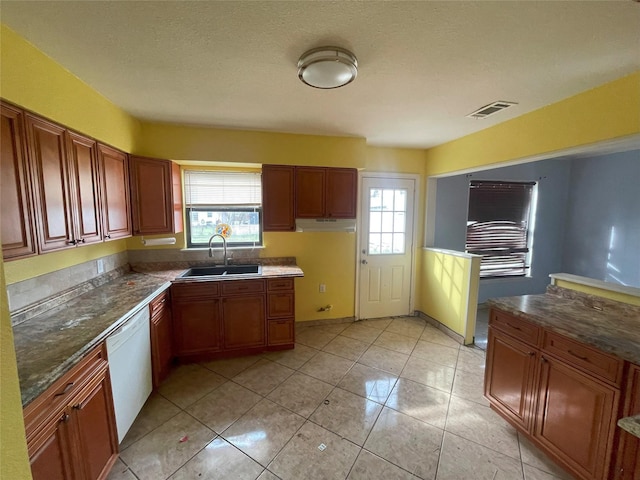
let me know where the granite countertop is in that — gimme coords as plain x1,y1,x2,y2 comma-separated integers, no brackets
486,289,640,365
14,263,303,407
618,415,640,438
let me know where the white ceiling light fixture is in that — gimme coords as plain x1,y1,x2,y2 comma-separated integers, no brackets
297,46,358,89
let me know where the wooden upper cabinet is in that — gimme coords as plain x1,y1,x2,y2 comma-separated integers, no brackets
295,167,326,218
1,102,37,260
97,144,131,240
25,114,76,252
130,156,183,235
262,164,295,231
326,168,357,218
295,166,357,219
65,131,102,245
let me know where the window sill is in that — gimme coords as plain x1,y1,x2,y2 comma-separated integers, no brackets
479,275,532,285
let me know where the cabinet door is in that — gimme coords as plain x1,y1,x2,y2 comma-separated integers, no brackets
151,306,173,388
222,295,266,350
268,319,294,346
29,412,77,480
534,355,618,480
72,371,118,480
262,164,295,231
326,168,357,218
25,114,75,252
66,131,102,245
97,144,131,240
484,328,538,431
130,156,182,235
613,364,640,480
1,102,37,260
172,298,222,355
295,167,325,218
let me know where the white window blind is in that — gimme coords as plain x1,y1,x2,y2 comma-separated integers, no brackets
184,171,262,206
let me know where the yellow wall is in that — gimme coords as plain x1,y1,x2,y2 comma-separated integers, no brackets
555,280,640,307
0,25,141,152
0,260,32,480
416,249,480,344
423,72,640,177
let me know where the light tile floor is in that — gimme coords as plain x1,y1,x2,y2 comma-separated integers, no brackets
108,317,576,480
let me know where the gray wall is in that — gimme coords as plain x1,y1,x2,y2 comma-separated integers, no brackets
433,159,572,303
562,150,640,287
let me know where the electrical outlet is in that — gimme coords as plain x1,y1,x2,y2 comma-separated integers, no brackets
319,283,326,293
97,259,105,274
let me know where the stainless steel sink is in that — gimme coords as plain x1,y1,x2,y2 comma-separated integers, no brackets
180,264,261,277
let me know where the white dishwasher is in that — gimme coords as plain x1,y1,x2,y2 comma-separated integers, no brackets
106,306,152,443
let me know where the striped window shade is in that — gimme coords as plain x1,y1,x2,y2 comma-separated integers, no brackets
466,181,536,278
183,171,262,206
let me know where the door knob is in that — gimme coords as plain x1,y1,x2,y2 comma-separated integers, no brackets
361,259,368,265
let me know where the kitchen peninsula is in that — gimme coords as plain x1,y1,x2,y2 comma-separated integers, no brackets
485,283,640,480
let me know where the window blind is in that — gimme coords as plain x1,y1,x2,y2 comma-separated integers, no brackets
184,171,262,206
466,181,535,278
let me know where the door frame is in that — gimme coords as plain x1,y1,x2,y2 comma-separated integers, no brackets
355,172,421,320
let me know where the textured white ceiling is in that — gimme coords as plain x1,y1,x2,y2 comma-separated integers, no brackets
1,1,639,148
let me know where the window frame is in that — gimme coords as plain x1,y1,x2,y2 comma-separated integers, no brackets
183,170,263,249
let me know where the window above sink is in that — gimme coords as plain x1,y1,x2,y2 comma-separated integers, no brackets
184,170,263,248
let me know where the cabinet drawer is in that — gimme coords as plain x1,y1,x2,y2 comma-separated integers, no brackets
267,277,294,291
149,290,170,317
268,318,294,346
24,344,108,437
268,292,295,318
171,282,219,299
489,309,541,347
221,279,265,295
542,331,624,386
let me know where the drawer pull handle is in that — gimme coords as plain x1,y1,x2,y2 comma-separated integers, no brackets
54,382,75,397
506,323,522,331
72,403,82,410
528,351,535,357
60,413,70,423
568,350,589,362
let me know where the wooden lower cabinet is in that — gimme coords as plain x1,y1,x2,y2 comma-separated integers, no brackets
222,295,266,349
533,355,618,480
172,297,222,356
484,328,538,431
485,308,626,480
171,277,295,360
29,415,75,480
266,277,295,347
150,291,173,388
25,344,118,480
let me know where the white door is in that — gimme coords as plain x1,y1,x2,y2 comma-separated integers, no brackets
359,177,415,319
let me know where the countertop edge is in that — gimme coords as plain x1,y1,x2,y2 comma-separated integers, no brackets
618,415,640,439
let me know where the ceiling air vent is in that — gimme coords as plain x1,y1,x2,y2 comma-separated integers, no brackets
467,101,518,119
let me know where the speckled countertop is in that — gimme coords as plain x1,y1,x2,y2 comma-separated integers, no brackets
486,287,640,365
14,263,303,407
618,415,640,438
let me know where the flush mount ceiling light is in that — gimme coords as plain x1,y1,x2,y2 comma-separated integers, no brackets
297,47,358,89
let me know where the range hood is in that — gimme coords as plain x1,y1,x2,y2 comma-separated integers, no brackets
295,218,357,232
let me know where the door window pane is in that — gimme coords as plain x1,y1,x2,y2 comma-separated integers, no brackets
368,187,408,255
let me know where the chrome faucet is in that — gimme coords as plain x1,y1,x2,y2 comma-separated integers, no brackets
208,234,229,266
